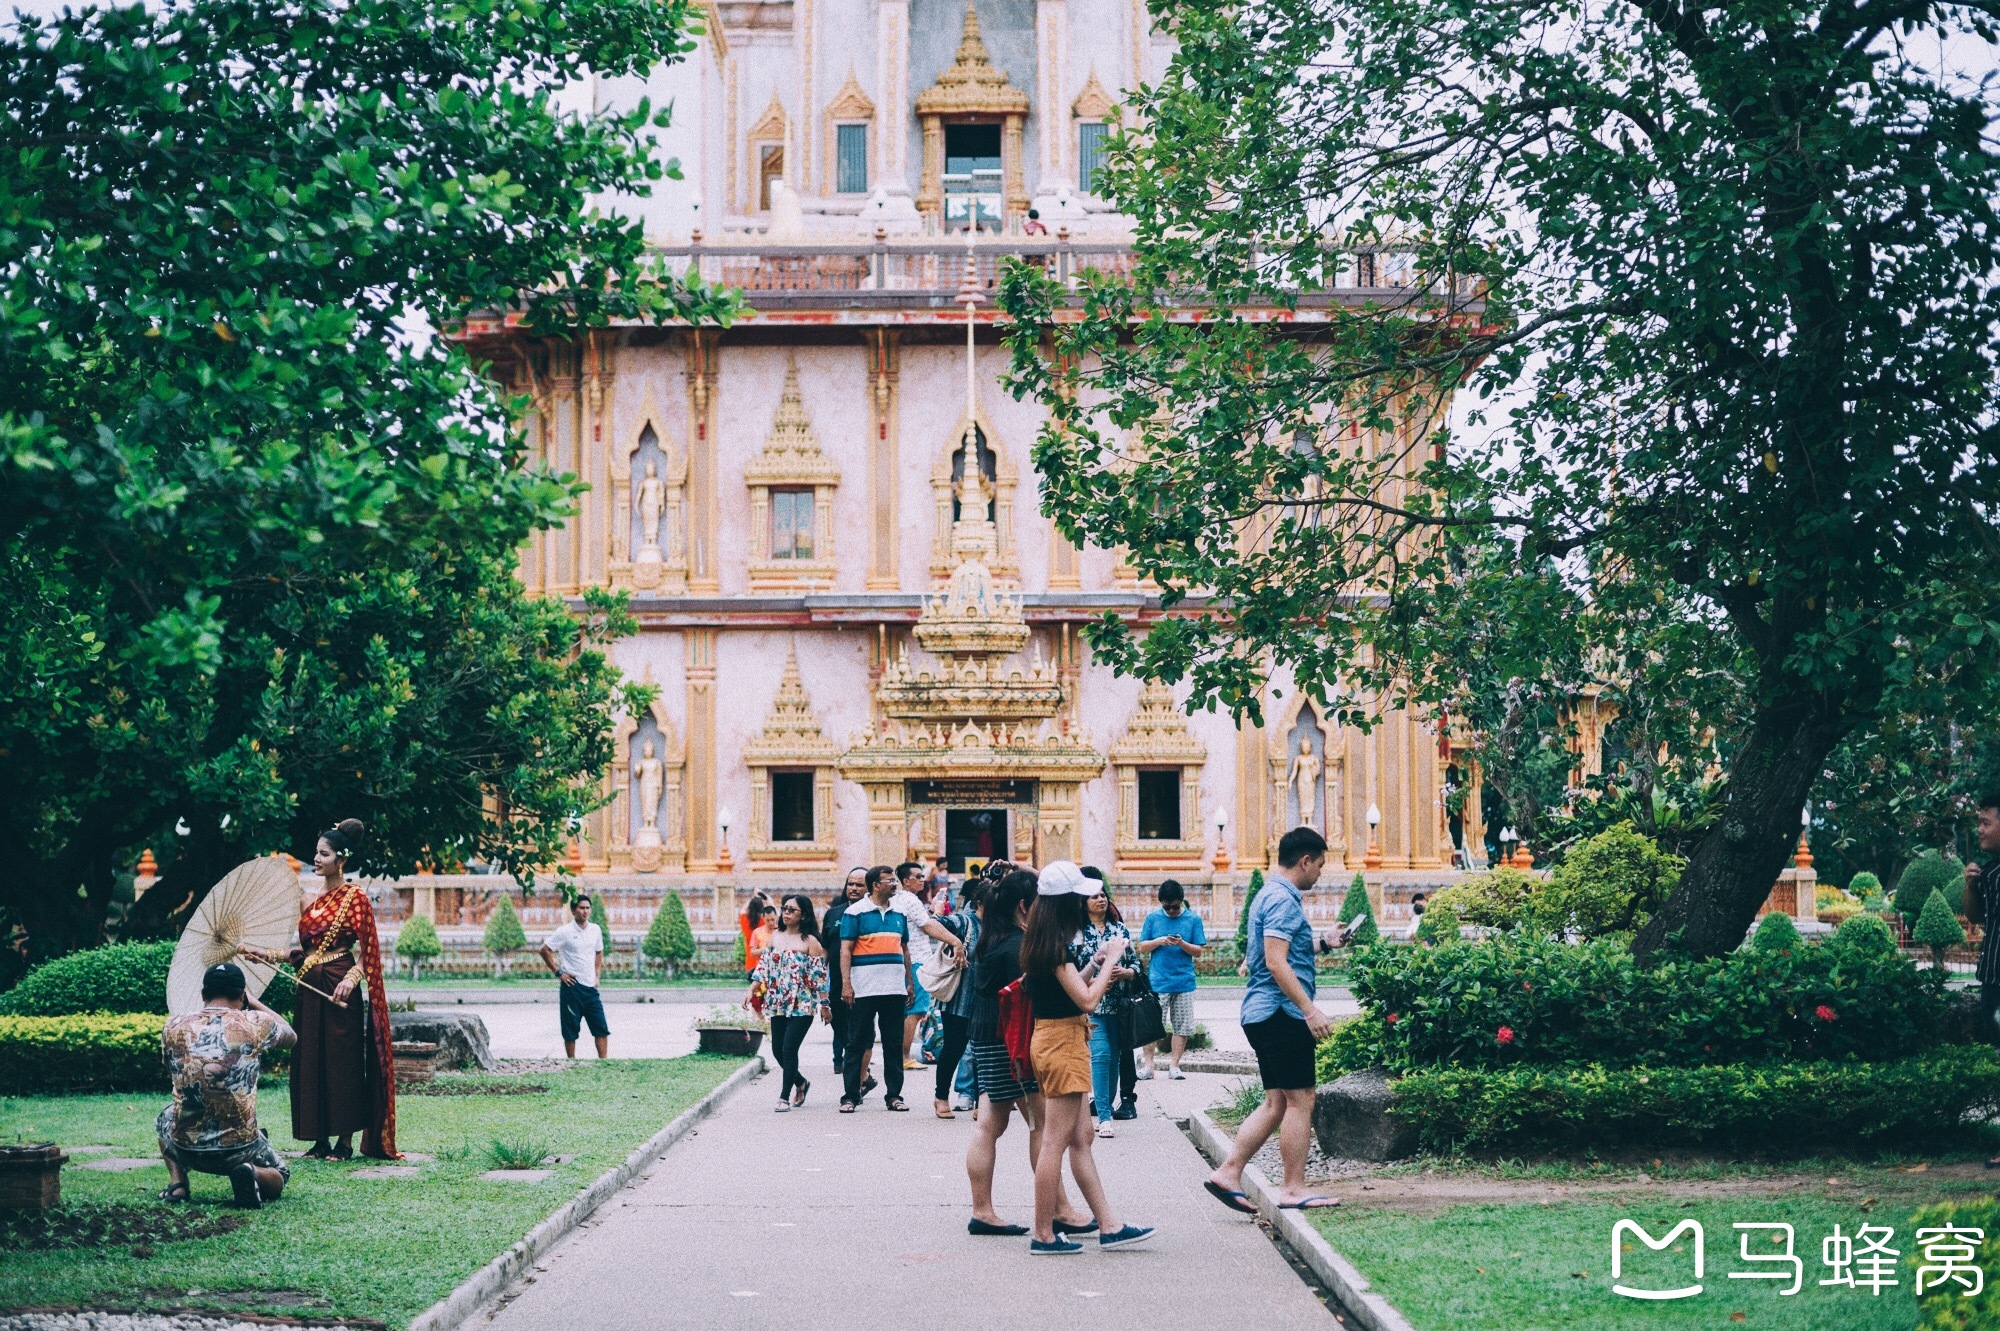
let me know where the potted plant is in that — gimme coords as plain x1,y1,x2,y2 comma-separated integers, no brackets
692,1004,767,1056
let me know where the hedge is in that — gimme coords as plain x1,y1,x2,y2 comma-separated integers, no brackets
0,1013,168,1094
1339,933,1945,1072
1910,1195,2000,1330
0,941,175,1016
1389,1046,2000,1154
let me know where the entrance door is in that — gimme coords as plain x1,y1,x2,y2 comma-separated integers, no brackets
943,123,1002,230
945,808,1008,874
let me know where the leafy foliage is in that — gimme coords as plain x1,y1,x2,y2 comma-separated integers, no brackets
0,941,173,1016
0,0,733,960
642,893,696,975
1910,1195,2000,1331
1387,1048,2000,1154
1913,888,1967,968
1234,868,1265,956
0,1013,167,1094
1412,901,1461,946
1896,852,1966,922
1830,911,1901,960
1341,935,1944,1072
483,898,527,959
999,0,2000,963
1429,869,1539,933
1339,875,1379,946
1539,824,1682,940
1849,871,1883,896
1751,911,1802,954
394,915,442,983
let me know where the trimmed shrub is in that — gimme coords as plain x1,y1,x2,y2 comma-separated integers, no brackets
483,896,527,978
1896,851,1965,921
1412,901,1462,946
1913,887,1967,968
0,941,174,1016
1389,1046,2000,1153
1751,911,1802,952
1340,875,1379,945
643,892,696,977
1347,933,1945,1072
1429,868,1538,932
1847,870,1883,896
395,915,443,981
1831,910,1900,959
1540,823,1682,940
0,1013,167,1094
1234,868,1266,955
1910,1195,2000,1330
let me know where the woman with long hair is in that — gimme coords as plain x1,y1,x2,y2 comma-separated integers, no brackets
748,893,827,1110
1081,878,1139,1135
1020,861,1152,1253
742,896,772,981
962,870,1089,1237
932,877,984,1118
241,818,397,1160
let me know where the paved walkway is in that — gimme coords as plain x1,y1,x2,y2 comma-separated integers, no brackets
477,1020,1335,1331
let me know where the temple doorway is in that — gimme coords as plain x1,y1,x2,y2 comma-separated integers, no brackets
945,808,1008,874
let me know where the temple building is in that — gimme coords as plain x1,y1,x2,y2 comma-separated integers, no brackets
435,0,1487,938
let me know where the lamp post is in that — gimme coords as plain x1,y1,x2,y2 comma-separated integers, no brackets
1498,825,1518,869
1794,803,1814,869
716,805,735,873
1211,804,1231,873
1364,802,1384,869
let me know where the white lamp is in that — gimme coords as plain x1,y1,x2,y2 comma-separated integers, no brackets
1364,802,1383,868
1211,804,1230,871
716,804,735,872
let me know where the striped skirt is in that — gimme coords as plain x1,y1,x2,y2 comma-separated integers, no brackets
968,1038,1037,1104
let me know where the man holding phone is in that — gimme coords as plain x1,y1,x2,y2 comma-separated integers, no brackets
1136,879,1207,1078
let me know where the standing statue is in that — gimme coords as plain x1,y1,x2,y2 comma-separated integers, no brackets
637,459,666,553
636,739,664,830
1286,735,1323,829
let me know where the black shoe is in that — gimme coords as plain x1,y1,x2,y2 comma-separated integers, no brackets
860,1075,878,1097
229,1162,263,1210
968,1218,1031,1236
1112,1098,1138,1121
1052,1217,1099,1236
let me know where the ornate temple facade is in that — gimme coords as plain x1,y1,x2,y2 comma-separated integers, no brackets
439,0,1484,929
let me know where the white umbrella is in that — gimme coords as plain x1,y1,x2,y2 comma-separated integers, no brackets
166,856,302,1014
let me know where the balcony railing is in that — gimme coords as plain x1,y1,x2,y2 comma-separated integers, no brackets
647,236,1484,310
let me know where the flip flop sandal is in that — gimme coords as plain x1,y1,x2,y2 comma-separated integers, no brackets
1204,1180,1257,1215
884,1098,910,1112
1278,1195,1342,1210
935,1103,956,1119
839,1101,859,1114
328,1144,354,1162
157,1184,191,1204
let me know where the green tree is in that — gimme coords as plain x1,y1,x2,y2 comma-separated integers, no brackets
1913,888,1967,972
394,914,443,983
1233,868,1266,957
483,896,527,979
1002,0,2000,962
642,892,696,979
1894,851,1964,923
1539,824,1683,941
0,0,734,961
1341,877,1380,947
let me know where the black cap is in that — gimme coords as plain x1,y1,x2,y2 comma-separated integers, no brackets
202,962,247,1001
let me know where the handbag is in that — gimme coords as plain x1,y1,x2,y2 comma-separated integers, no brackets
917,939,964,1001
1119,962,1168,1050
997,976,1035,1080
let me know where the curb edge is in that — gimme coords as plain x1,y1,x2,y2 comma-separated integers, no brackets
407,1054,768,1331
1180,1108,1418,1331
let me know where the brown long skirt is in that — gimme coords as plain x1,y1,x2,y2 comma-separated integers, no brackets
290,959,375,1141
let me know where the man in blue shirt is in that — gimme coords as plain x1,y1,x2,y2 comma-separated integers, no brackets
1136,880,1207,1079
1205,826,1344,1214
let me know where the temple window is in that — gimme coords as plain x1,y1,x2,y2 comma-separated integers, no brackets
745,359,840,591
1137,768,1183,840
836,124,869,194
759,144,785,210
1077,121,1108,195
769,770,815,842
771,489,816,560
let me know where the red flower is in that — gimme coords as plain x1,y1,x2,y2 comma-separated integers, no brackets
1522,981,1534,991
1384,1012,1399,1025
1496,1025,1516,1045
1814,1005,1838,1022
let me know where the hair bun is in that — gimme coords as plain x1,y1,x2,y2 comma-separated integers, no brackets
335,818,366,843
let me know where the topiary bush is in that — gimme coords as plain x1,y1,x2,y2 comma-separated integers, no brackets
1896,851,1965,921
1339,874,1379,945
1234,868,1266,955
1428,867,1538,932
1412,901,1462,946
0,940,174,1016
1388,1046,2000,1154
1751,910,1802,952
1344,932,1946,1072
1831,910,1900,959
1913,887,1967,969
642,892,696,978
1847,870,1882,896
1539,822,1682,940
483,896,527,978
395,915,443,981
0,1013,168,1093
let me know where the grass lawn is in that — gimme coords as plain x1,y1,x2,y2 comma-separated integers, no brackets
1309,1181,1998,1330
0,1055,744,1326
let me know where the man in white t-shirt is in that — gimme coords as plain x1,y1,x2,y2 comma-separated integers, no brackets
892,861,961,1069
540,895,609,1059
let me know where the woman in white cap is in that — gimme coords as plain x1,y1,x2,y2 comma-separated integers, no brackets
1018,860,1154,1254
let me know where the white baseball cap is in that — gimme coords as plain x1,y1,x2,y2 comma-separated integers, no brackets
1036,860,1098,896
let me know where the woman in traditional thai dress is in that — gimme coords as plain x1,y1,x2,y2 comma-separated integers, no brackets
243,818,398,1159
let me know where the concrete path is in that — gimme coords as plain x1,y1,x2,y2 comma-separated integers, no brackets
476,1021,1335,1331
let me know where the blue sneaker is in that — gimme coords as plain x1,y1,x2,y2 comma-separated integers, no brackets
1099,1224,1154,1249
1029,1236,1084,1255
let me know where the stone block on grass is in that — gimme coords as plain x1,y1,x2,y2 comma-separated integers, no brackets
390,1010,496,1072
1313,1067,1417,1162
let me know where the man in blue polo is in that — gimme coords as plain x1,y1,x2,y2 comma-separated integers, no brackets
1205,826,1343,1213
1136,879,1207,1078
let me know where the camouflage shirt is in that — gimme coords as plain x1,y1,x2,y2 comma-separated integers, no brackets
161,1007,289,1150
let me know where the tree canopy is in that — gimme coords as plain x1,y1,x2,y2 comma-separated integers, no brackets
0,0,735,960
1002,0,2000,960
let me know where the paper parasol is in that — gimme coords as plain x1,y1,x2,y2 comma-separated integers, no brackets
166,855,302,1014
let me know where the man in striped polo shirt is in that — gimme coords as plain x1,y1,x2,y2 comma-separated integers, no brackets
840,865,915,1112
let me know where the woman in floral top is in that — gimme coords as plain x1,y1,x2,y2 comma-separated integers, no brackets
1075,876,1138,1136
748,893,830,1110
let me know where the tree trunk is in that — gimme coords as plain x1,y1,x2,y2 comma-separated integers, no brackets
1632,701,1845,962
